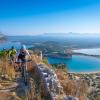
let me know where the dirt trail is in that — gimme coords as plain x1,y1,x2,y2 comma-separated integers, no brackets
0,58,37,100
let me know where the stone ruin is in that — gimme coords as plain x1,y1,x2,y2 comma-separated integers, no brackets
35,64,79,100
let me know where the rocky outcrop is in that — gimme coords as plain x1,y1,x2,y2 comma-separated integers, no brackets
34,64,79,100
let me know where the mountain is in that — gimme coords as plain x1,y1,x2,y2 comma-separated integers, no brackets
0,32,7,40
43,32,100,36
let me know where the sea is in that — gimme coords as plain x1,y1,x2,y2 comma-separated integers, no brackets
0,36,100,73
48,55,100,73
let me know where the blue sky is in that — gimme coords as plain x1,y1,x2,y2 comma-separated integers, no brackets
0,0,100,35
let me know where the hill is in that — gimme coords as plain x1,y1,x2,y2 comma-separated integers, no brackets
0,32,7,40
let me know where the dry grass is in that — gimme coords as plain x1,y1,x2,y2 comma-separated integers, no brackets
55,68,88,100
55,68,68,80
0,92,21,100
0,57,16,80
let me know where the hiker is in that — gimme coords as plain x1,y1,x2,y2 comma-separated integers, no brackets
15,45,31,71
9,46,17,64
16,45,31,62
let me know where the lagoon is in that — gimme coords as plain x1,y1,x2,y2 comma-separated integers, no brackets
48,55,100,73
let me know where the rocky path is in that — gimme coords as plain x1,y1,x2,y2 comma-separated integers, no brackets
0,65,37,100
14,66,37,100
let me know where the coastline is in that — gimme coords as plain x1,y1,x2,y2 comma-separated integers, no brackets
71,49,100,74
48,54,100,74
73,53,100,59
68,71,100,74
72,47,100,50
72,47,100,59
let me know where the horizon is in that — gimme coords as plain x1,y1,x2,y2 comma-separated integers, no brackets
2,31,100,36
5,32,100,36
0,0,100,35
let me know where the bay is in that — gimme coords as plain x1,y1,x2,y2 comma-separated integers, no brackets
48,55,100,73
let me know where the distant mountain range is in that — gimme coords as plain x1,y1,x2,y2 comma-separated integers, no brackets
43,32,100,36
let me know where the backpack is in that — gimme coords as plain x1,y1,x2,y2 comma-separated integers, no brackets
18,50,26,59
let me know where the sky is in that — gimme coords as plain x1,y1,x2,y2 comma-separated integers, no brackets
0,0,100,35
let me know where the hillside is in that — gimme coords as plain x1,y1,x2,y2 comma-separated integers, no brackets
0,32,7,40
0,50,99,100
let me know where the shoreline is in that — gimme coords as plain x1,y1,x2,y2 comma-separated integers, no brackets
72,47,100,56
72,53,100,59
72,47,100,50
68,71,100,74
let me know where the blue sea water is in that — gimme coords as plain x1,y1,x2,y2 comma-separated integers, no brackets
0,42,21,50
0,36,34,50
48,55,100,73
0,41,33,50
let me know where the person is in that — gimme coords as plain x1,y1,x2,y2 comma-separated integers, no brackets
9,46,17,64
15,45,31,72
16,45,31,62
